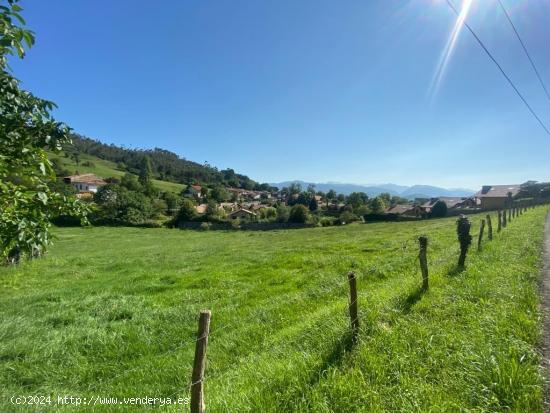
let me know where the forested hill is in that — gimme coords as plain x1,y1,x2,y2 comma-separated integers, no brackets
67,135,270,190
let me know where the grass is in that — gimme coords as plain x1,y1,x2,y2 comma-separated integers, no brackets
0,208,548,412
48,151,185,193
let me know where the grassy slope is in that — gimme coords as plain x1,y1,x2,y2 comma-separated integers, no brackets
0,208,548,412
48,151,185,193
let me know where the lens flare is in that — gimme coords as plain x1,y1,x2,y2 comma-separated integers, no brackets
430,0,474,99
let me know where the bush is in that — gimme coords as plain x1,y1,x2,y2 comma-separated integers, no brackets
320,217,336,227
288,204,309,223
174,199,196,225
276,205,290,223
93,184,153,225
200,222,211,231
339,211,359,225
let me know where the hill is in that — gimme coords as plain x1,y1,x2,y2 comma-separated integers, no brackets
0,208,547,411
48,150,185,193
63,135,270,191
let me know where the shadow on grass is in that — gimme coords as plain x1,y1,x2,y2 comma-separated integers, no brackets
307,330,356,387
396,285,427,314
446,264,466,277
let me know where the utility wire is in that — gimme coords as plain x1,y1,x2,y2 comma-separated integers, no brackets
445,0,550,136
497,0,550,101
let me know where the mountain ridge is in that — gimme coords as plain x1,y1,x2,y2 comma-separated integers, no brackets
270,180,476,199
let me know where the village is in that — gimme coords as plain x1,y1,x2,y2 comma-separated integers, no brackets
61,172,532,225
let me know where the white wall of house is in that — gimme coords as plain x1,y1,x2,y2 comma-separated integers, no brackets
72,183,100,193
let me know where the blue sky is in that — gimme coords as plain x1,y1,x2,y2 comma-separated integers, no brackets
12,0,550,189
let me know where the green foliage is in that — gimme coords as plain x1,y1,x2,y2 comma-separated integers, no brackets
174,198,196,224
161,191,180,213
276,204,290,223
339,210,359,224
347,191,368,210
369,196,387,214
430,200,448,218
0,0,87,263
308,196,318,211
210,185,229,202
288,204,309,223
93,184,153,225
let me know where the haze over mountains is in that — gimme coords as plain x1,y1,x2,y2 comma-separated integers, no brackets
271,181,475,199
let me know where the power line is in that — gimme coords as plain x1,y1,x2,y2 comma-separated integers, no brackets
497,0,550,101
445,0,550,136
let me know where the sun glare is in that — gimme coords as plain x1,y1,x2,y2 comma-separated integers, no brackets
430,0,475,99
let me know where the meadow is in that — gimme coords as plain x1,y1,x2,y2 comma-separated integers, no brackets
0,208,548,412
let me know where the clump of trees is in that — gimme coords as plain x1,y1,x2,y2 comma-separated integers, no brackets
0,1,88,264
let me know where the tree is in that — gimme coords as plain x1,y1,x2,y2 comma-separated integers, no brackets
210,185,229,202
308,196,318,212
347,192,368,210
326,189,336,206
288,204,309,223
430,200,448,218
175,198,196,224
276,205,290,223
93,184,152,225
369,197,387,214
0,1,88,263
162,191,180,214
138,156,152,186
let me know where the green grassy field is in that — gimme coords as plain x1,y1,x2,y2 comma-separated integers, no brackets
0,208,548,412
48,151,185,194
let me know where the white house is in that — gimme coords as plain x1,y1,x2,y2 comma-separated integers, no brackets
63,173,106,193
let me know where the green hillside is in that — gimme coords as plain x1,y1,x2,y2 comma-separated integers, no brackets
48,151,185,193
0,208,547,412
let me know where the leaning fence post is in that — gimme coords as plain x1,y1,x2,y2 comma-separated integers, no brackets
497,211,502,232
347,271,359,340
418,236,429,290
477,219,485,251
191,310,211,413
486,214,493,240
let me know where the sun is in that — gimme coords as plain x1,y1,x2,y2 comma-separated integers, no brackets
430,0,475,98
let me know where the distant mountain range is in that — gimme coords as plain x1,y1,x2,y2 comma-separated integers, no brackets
270,180,475,199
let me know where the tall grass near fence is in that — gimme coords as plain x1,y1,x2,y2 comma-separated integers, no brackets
0,207,548,412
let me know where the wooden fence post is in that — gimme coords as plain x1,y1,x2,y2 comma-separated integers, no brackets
418,236,429,290
508,209,512,222
502,209,507,228
477,219,485,251
497,210,502,232
457,215,472,268
191,310,211,413
486,214,493,240
347,271,359,340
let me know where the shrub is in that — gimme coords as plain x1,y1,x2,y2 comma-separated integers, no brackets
200,222,211,231
288,204,309,223
174,199,196,225
276,205,290,223
320,217,335,227
339,211,359,225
